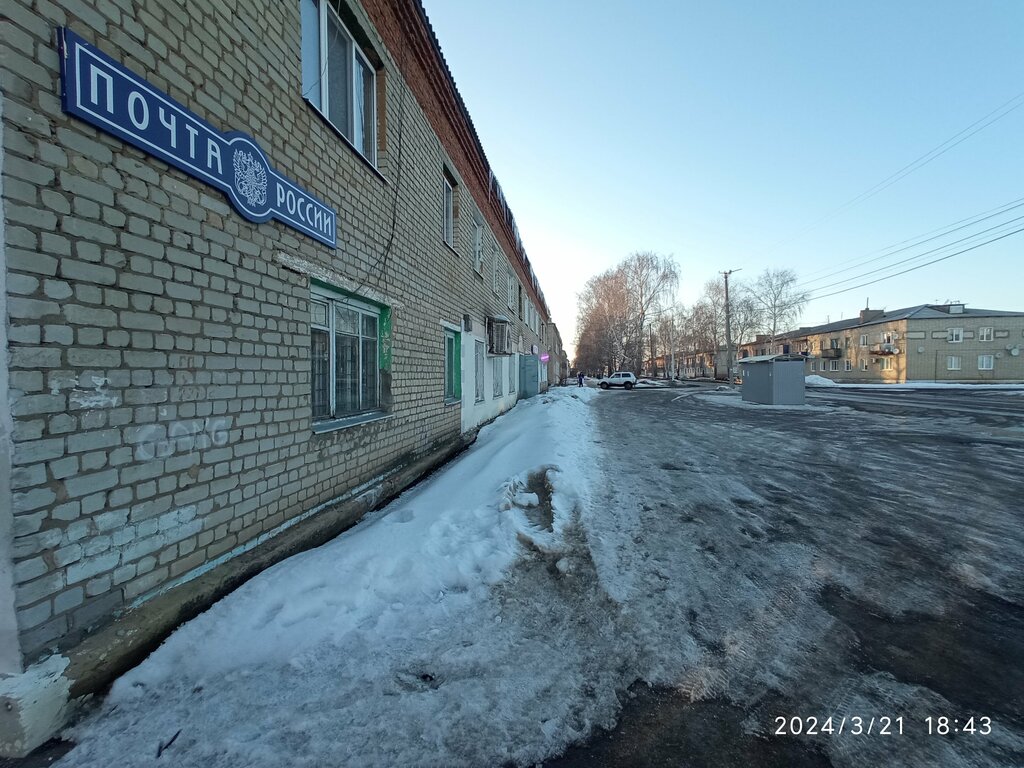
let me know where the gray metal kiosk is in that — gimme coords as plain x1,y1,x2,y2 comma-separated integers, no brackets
737,354,807,405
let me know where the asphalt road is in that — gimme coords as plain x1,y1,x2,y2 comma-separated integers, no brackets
806,387,1024,421
546,384,1024,768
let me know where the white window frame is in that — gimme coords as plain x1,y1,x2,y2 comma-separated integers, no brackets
978,327,994,342
506,272,514,310
492,252,501,295
880,357,893,371
442,176,455,247
844,360,852,371
861,360,869,371
946,355,962,371
492,356,503,398
859,334,868,347
829,359,839,372
310,287,381,423
947,327,963,343
474,339,485,403
472,215,485,273
302,0,377,164
978,354,994,371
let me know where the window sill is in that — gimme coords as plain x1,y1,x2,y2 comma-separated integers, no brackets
444,398,460,407
304,98,388,185
442,242,460,258
313,410,391,434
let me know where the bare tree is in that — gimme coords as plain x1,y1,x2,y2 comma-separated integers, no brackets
574,252,679,375
749,268,809,348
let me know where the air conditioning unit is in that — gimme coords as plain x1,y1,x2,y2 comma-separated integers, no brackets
486,318,512,355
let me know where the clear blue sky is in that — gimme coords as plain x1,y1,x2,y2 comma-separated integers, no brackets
421,0,1024,354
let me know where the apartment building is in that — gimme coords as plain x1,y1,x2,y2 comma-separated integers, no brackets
739,304,1024,383
1,0,563,753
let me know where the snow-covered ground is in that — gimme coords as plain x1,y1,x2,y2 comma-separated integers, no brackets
60,388,618,768
55,384,1024,767
806,374,1024,391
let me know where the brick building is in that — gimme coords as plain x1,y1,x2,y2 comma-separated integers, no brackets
738,304,1024,383
0,0,564,753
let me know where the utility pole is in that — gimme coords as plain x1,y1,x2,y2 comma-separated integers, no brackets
722,269,741,383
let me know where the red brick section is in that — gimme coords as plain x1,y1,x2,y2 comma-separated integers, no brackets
363,0,551,322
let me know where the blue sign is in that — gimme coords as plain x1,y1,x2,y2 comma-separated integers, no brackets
58,28,337,248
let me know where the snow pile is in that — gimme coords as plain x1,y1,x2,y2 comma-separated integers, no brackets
61,388,618,768
805,374,837,387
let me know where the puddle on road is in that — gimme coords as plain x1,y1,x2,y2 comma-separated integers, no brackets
541,686,832,768
820,585,1024,728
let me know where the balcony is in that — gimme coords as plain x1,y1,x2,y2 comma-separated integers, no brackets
820,348,842,359
870,343,899,355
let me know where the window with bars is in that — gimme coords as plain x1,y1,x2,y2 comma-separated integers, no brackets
310,289,382,422
301,0,376,163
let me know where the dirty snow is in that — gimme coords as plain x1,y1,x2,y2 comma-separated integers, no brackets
695,393,834,411
806,375,1024,391
60,388,618,768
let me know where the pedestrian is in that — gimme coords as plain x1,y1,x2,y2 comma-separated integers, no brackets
577,372,584,387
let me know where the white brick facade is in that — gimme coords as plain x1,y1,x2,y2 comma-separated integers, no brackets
1,0,563,753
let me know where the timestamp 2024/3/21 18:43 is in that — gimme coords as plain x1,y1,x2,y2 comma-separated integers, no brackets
773,716,994,737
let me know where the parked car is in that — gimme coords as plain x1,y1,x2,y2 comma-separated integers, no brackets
598,371,637,390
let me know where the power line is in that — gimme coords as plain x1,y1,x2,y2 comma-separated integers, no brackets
800,212,1024,294
804,225,1024,304
762,89,1024,255
797,196,1024,286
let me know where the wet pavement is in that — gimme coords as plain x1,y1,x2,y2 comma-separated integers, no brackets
545,384,1024,767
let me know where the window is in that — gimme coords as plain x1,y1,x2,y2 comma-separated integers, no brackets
978,354,994,371
844,360,852,371
859,334,868,347
508,353,516,393
979,327,994,342
310,289,381,421
444,328,460,403
880,331,894,344
442,175,455,247
301,0,376,163
810,361,816,371
474,340,485,402
861,360,869,371
472,216,484,273
880,357,893,371
506,273,514,310
829,360,839,372
947,355,962,371
492,256,501,295
947,327,963,343
492,357,503,397
829,338,840,349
